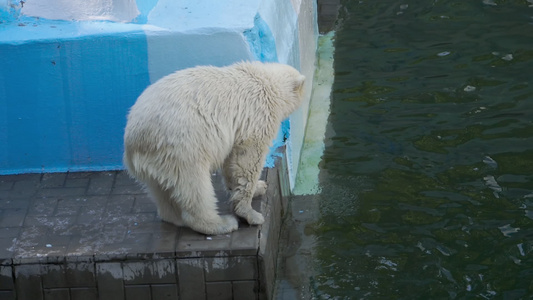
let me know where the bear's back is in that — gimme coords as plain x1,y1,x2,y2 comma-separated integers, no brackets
124,63,276,165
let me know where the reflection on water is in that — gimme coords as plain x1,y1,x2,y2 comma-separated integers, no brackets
284,0,533,299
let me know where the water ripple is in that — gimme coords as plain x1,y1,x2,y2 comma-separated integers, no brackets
311,0,533,298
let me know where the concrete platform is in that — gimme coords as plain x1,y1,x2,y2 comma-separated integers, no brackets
0,156,290,300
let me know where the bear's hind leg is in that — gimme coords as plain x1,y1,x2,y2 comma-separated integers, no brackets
171,166,239,235
145,179,184,226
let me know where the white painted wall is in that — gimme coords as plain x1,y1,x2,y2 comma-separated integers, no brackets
21,0,139,22
289,0,319,189
1,0,318,190
142,0,260,83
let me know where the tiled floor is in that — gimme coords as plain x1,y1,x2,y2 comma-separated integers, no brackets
0,171,254,261
0,160,289,300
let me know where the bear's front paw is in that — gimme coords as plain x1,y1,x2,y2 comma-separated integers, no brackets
253,180,268,197
246,210,265,225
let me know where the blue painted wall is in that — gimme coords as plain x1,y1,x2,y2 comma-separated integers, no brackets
0,24,150,173
0,0,316,175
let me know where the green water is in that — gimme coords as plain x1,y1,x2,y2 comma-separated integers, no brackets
313,0,533,298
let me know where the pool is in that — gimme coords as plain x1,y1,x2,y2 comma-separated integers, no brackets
278,0,533,298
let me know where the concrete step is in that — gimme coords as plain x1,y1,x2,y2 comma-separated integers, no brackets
0,155,290,299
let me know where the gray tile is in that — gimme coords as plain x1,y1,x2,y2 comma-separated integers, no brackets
0,238,15,260
176,234,231,258
66,224,127,255
122,232,152,246
124,285,151,300
93,251,129,263
87,172,116,180
66,172,93,179
178,228,208,241
206,281,232,300
204,256,257,282
0,199,31,209
122,260,176,285
230,227,259,256
233,281,258,300
1,174,41,182
101,223,129,240
0,190,11,199
11,178,40,198
41,264,70,288
251,198,263,213
27,198,58,216
128,212,157,224
11,256,49,266
41,262,96,288
70,287,98,300
58,224,90,238
57,196,107,207
87,177,114,195
0,208,27,227
128,221,177,234
0,265,14,290
38,187,87,198
147,231,179,255
0,165,283,300
41,173,66,188
131,196,156,213
176,259,205,300
13,243,69,264
105,195,135,215
14,264,44,300
54,205,80,217
76,206,106,224
43,288,70,300
0,227,20,239
0,290,16,300
64,178,90,188
114,171,136,186
258,252,276,300
23,216,76,229
151,284,178,300
64,255,94,264
96,262,124,300
0,257,12,266
111,184,145,195
0,180,14,191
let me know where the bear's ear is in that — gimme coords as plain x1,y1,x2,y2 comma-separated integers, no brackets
293,75,305,92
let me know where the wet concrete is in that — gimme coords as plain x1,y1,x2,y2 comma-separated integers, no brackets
274,14,338,300
0,155,290,300
273,195,321,299
317,0,341,33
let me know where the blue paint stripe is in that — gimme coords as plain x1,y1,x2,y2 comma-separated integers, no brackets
0,21,151,174
243,14,279,63
243,14,292,167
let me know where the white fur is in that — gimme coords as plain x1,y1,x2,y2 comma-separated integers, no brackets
123,61,305,235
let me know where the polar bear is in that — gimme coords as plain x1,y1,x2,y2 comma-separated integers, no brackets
123,61,305,235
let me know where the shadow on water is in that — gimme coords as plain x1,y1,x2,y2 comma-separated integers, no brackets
278,0,533,299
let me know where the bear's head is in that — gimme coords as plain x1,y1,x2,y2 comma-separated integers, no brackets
262,63,306,119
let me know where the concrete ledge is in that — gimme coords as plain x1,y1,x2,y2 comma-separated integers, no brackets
0,152,291,299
